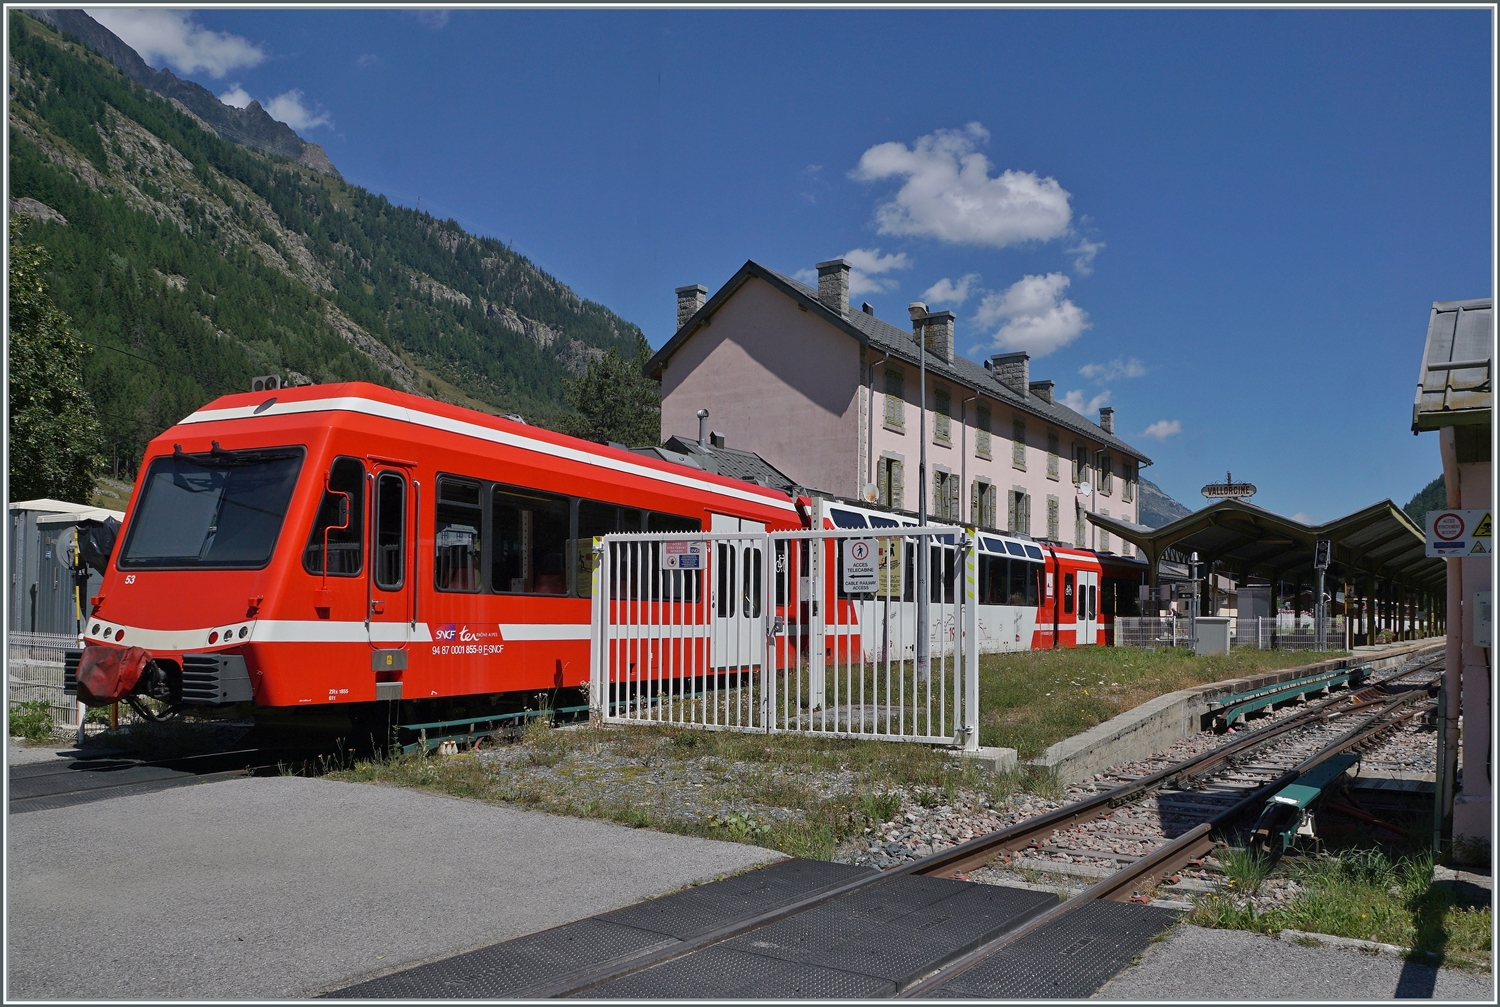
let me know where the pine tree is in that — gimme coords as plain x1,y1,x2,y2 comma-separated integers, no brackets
8,217,105,502
561,337,661,447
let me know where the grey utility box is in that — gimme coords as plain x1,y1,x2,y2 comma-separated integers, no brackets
1194,616,1232,656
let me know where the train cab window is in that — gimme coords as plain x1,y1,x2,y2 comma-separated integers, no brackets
119,446,304,570
980,554,1007,606
576,501,644,597
493,486,570,595
435,477,482,592
373,472,406,590
1063,572,1075,615
303,457,364,576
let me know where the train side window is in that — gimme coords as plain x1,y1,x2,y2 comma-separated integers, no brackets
744,546,762,617
576,500,644,597
435,476,482,593
1063,572,1075,615
716,543,737,616
303,457,364,576
647,511,702,602
493,486,570,595
374,472,406,590
1024,562,1041,607
647,512,700,533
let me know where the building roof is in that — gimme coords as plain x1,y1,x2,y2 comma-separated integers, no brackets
635,436,803,497
8,498,125,525
646,260,1152,465
1412,297,1492,432
1087,497,1444,592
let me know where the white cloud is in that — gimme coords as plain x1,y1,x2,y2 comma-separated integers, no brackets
1061,388,1112,415
412,10,452,29
842,247,910,297
851,122,1072,247
1291,512,1314,525
1067,238,1105,276
974,273,1090,356
1140,419,1183,440
1079,357,1147,382
793,268,817,285
264,90,333,131
922,273,980,307
357,53,380,68
218,84,252,109
87,9,267,78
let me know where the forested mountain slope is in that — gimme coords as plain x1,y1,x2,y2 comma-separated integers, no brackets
8,11,646,472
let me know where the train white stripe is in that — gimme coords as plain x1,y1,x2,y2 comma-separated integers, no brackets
82,620,591,650
178,396,798,514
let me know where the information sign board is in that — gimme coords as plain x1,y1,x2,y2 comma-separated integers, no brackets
843,538,878,593
662,540,705,569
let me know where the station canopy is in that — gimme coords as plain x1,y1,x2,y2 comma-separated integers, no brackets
1087,498,1445,593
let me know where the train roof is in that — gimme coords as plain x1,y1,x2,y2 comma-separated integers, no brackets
160,382,799,517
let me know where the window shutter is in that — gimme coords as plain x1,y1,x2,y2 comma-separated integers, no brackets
876,459,888,507
971,481,980,524
891,460,904,510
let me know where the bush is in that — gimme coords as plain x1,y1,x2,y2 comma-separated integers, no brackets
9,700,56,743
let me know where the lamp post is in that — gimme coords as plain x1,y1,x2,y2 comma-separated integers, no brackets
909,302,929,683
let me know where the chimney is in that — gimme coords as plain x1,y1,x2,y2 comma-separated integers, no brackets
1099,406,1115,435
815,258,851,315
861,302,875,315
1028,380,1054,404
676,284,708,330
921,310,955,363
710,431,726,449
697,408,710,447
990,351,1030,397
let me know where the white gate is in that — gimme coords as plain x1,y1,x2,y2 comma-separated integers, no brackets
589,526,980,750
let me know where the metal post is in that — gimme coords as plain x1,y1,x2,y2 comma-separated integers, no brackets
1190,552,1200,649
1315,568,1326,651
910,304,930,684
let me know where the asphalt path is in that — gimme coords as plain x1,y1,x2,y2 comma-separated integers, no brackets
1094,923,1492,1000
6,776,782,999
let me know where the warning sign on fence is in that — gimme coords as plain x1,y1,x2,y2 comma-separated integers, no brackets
662,540,705,569
1425,509,1492,558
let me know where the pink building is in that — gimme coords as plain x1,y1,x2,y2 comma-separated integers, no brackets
646,258,1151,549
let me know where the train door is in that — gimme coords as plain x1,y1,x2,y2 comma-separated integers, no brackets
1077,569,1098,645
710,514,765,670
367,467,412,667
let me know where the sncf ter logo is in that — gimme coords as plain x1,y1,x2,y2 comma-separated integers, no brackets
432,624,505,657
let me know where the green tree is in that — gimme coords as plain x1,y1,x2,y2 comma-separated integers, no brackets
561,337,661,447
8,217,104,502
1403,475,1447,527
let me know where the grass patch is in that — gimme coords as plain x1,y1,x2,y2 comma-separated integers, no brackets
330,718,1041,862
8,700,56,743
1189,848,1492,970
977,647,1345,758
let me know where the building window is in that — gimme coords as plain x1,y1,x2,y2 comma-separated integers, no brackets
933,469,960,522
1046,430,1059,480
1008,490,1031,536
934,386,951,444
972,479,996,529
884,368,905,429
1122,462,1135,503
1075,500,1087,548
976,405,992,458
1099,454,1113,495
1099,509,1111,552
1072,443,1088,485
1047,495,1059,540
877,455,904,509
1012,417,1026,470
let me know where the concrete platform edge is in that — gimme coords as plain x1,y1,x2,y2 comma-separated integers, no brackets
1026,638,1445,784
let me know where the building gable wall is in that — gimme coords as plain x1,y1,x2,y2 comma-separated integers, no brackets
659,277,861,496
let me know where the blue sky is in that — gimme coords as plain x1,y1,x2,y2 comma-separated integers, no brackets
88,7,1493,520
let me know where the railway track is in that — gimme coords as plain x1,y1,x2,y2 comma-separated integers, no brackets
327,648,1442,999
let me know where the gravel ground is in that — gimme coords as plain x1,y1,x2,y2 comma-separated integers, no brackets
6,776,782,999
1095,924,1492,1000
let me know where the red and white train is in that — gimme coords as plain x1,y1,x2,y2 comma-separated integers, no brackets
68,382,1145,735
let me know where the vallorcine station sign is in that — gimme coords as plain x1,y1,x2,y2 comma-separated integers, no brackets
1426,509,1493,558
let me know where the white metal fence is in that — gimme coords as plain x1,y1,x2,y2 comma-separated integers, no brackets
1113,616,1345,652
588,526,980,750
7,631,80,727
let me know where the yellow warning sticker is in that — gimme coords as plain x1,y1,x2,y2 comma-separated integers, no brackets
1471,539,1490,555
1473,513,1492,539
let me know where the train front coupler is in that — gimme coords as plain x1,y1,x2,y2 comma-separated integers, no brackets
74,645,180,719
